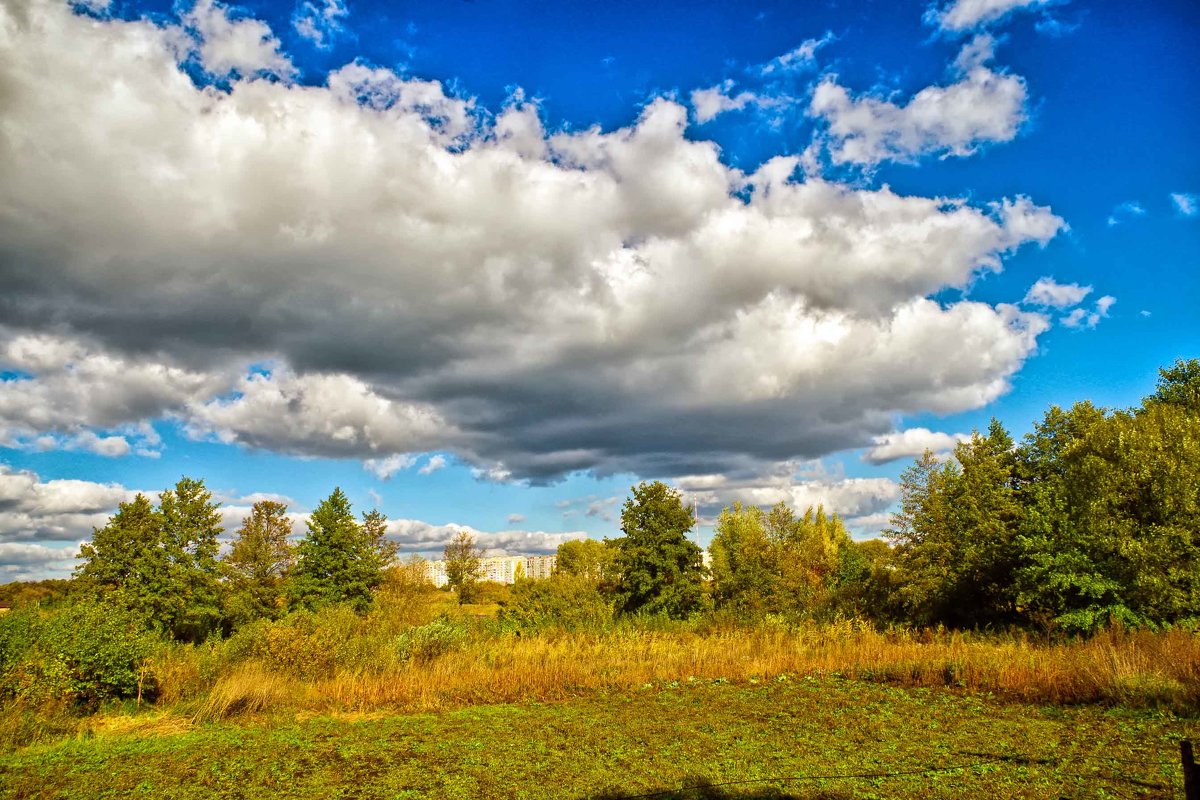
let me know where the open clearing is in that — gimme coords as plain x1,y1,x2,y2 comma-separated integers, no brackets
2,677,1195,800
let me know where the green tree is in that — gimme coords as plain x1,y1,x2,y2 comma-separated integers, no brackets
76,494,169,623
443,530,483,604
1147,358,1200,412
611,481,705,618
289,488,386,613
888,420,1021,628
76,477,225,642
223,500,295,626
709,503,776,614
158,477,224,642
555,538,617,587
361,508,400,575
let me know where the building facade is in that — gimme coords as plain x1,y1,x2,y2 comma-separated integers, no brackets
423,554,558,587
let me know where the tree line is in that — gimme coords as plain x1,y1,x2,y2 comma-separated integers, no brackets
74,485,396,642
54,358,1200,639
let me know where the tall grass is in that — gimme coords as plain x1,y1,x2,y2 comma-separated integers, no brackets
146,591,1200,721
4,586,1196,749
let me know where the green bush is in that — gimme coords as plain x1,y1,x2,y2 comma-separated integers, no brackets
498,575,614,633
394,616,469,663
0,602,160,707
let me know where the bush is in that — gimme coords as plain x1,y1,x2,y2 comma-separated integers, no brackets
394,616,469,663
0,601,160,707
498,575,613,633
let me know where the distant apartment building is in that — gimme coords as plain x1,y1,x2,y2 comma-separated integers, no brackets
423,554,557,587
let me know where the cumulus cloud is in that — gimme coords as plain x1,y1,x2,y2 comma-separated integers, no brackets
863,427,970,464
809,39,1027,165
1022,277,1092,309
0,465,136,544
0,331,227,455
926,0,1056,33
385,519,586,557
363,453,418,480
0,0,1064,482
184,0,296,80
1170,193,1197,217
292,0,348,50
418,454,447,475
691,81,762,124
187,369,450,458
0,542,82,581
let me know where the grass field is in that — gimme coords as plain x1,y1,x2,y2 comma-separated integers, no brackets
2,677,1195,800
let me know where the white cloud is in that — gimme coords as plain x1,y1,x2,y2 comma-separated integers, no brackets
0,0,1065,482
1022,276,1092,309
506,513,526,524
184,0,296,80
1061,295,1115,329
760,33,834,76
187,369,450,458
810,40,1027,165
292,0,348,50
1170,192,1198,217
418,454,447,475
927,0,1056,33
0,331,225,456
0,542,81,582
0,465,136,544
863,427,970,464
691,81,762,124
385,519,586,557
1107,201,1146,226
363,453,418,480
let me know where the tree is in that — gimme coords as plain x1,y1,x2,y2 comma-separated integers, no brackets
710,501,854,619
361,508,400,575
443,530,483,604
555,538,617,587
611,481,706,618
223,500,294,626
887,421,1021,628
1147,358,1200,412
77,494,169,622
289,488,387,613
76,477,225,642
158,477,224,642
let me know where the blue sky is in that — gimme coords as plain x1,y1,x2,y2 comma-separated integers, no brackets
0,0,1196,579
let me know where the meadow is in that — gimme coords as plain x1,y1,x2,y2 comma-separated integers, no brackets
2,584,1197,799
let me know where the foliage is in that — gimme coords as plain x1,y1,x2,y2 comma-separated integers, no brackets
75,477,224,642
222,500,295,627
709,502,857,620
288,489,392,613
555,538,618,588
611,481,706,618
0,579,72,609
443,530,483,604
0,601,160,707
394,616,469,663
498,573,614,632
887,421,1022,628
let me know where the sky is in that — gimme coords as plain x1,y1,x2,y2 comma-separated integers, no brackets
0,0,1196,581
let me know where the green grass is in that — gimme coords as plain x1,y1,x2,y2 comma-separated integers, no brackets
3,678,1196,799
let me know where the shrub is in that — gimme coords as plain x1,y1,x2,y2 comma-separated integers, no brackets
394,617,469,663
0,602,160,707
498,575,613,633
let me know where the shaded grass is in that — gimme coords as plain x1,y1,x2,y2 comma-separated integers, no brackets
2,678,1195,799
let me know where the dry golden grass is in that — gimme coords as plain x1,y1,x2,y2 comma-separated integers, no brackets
153,618,1200,719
